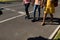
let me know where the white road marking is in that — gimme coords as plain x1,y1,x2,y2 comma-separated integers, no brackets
2,8,16,12
18,12,25,15
5,8,11,10
18,10,34,15
0,2,34,23
0,15,22,23
0,11,34,23
29,11,34,13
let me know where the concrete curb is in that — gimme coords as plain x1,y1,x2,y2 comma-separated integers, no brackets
48,25,60,39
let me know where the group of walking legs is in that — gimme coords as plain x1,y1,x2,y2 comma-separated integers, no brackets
23,0,55,26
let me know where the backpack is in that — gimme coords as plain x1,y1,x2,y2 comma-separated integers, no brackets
53,0,58,7
50,0,58,7
43,0,58,7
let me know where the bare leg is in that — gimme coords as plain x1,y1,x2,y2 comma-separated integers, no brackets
41,13,47,26
50,13,53,23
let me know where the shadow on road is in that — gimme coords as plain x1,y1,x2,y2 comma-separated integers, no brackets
46,17,60,25
38,17,60,25
27,36,60,40
27,36,51,40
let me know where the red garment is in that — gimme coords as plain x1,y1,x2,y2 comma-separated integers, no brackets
23,0,30,4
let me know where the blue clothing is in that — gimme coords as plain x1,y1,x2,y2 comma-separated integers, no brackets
33,5,41,18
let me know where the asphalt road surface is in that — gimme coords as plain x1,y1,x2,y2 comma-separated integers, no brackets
0,2,60,40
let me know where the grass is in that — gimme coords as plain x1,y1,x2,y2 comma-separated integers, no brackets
54,30,60,40
0,0,22,2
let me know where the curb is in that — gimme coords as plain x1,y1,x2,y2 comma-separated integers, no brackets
48,25,60,39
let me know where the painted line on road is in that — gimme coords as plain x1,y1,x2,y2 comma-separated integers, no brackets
5,8,16,11
0,15,22,23
3,7,34,15
0,11,33,23
18,11,34,15
5,8,12,10
18,12,25,15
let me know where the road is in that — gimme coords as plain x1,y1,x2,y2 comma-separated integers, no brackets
0,2,60,40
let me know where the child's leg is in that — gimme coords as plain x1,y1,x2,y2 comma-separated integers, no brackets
32,5,38,22
50,13,53,23
33,5,38,19
38,5,41,20
25,3,30,18
41,13,47,25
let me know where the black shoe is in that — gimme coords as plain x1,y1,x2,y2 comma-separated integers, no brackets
28,17,32,19
0,11,3,15
32,19,36,22
25,16,31,19
37,18,40,21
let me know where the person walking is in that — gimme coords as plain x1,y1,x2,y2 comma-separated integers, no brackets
23,0,31,19
41,0,55,25
31,0,43,22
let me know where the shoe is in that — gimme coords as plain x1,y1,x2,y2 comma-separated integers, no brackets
25,16,31,19
41,22,45,26
37,18,40,21
28,17,32,19
32,19,36,22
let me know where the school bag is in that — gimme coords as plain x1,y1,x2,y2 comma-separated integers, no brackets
43,0,58,7
50,0,58,7
53,0,58,7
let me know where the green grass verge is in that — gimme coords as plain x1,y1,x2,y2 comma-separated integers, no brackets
54,30,60,40
0,0,22,2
